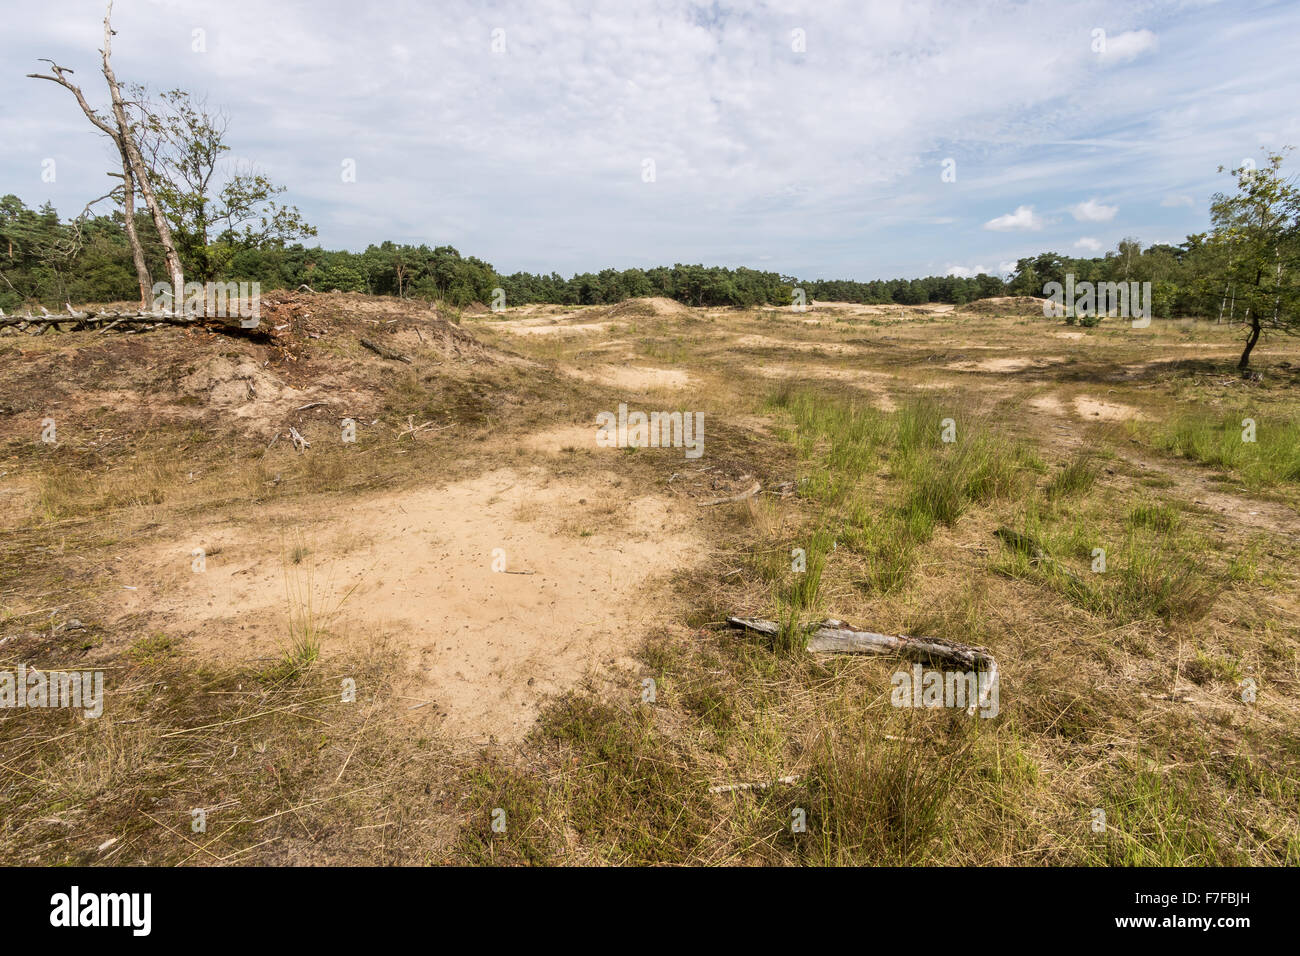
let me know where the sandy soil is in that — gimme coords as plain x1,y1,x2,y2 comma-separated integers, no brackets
107,463,699,743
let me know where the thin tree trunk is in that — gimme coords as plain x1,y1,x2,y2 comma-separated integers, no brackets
116,166,151,307
100,3,184,298
1239,315,1261,371
27,46,154,308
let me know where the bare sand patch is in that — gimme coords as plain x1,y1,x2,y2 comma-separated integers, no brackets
109,466,698,742
569,365,690,390
1074,396,1141,421
520,423,606,453
1029,394,1067,415
946,356,1064,373
498,321,614,337
734,333,859,355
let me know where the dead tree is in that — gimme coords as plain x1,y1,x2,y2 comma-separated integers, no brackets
28,1,184,303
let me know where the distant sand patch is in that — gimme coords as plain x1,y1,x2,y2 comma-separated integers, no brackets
946,356,1064,373
1074,396,1142,421
570,365,690,390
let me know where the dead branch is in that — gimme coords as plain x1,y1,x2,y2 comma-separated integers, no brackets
0,308,267,339
360,336,412,363
727,616,999,714
707,775,800,795
698,479,762,507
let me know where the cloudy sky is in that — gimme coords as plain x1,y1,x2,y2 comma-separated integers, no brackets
3,0,1298,281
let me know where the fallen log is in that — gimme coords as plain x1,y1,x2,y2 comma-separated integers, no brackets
727,616,998,714
360,336,413,363
0,308,266,339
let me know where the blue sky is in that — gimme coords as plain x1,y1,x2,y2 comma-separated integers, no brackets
3,0,1298,281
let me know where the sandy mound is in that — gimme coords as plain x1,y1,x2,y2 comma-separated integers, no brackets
602,297,696,320
178,356,322,435
958,296,1052,316
109,466,699,743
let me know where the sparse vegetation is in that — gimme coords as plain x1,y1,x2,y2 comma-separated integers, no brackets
2,287,1297,868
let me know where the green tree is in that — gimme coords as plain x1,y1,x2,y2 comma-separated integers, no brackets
1207,149,1300,371
134,88,316,282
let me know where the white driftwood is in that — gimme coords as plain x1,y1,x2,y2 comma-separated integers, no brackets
708,774,800,795
727,616,999,715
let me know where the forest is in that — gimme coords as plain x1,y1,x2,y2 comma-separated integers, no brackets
0,191,1263,319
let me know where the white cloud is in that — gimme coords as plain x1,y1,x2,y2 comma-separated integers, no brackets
1074,237,1104,252
946,265,989,278
1161,193,1196,208
4,2,1298,280
984,205,1043,231
1071,198,1119,222
1097,29,1158,63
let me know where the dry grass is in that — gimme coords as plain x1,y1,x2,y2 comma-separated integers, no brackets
2,295,1298,865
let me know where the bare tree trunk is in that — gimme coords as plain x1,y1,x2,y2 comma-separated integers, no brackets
99,3,184,298
114,167,151,307
27,4,164,308
1239,313,1261,371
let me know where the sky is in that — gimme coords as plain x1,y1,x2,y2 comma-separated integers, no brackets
3,0,1299,281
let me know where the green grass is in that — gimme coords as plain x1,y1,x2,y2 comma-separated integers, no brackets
767,387,1041,594
994,501,1223,625
1046,447,1102,500
1157,410,1300,488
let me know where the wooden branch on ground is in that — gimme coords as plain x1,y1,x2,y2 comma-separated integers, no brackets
698,479,761,507
288,427,310,453
0,308,265,338
360,336,412,363
727,616,998,714
708,775,800,795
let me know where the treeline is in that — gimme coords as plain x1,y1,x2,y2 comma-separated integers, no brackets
1004,239,1225,319
2,194,1013,311
0,192,1239,319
